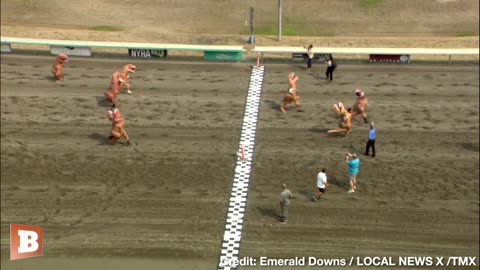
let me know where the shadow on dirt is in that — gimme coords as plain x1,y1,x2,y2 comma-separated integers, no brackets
95,96,111,107
89,133,109,145
256,207,282,221
298,190,314,200
264,99,281,110
326,174,345,188
309,127,329,133
460,143,479,152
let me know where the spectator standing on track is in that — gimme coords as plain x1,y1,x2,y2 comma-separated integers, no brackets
312,168,328,201
346,153,360,193
305,44,314,71
279,183,294,224
325,54,337,81
365,122,376,157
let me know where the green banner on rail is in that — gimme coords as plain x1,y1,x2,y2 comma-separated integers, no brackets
204,51,242,61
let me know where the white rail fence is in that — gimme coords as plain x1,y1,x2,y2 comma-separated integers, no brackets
1,36,478,63
0,37,244,61
252,46,479,64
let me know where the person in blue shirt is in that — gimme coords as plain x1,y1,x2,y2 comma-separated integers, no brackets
365,122,376,157
346,153,360,193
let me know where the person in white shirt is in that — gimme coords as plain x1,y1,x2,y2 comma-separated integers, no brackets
325,54,337,81
305,44,314,71
312,168,328,201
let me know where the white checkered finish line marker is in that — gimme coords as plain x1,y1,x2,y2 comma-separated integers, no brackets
217,66,265,270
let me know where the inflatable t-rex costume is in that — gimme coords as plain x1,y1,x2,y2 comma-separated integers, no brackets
104,72,128,105
120,64,136,94
328,103,353,137
107,105,130,145
51,53,68,81
352,88,369,123
280,72,301,113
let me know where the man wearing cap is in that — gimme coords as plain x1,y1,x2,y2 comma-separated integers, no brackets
352,88,369,123
365,122,376,157
51,53,68,81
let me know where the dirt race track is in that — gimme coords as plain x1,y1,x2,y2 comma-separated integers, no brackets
1,54,479,270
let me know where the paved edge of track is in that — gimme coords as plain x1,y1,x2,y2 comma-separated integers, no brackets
216,66,265,270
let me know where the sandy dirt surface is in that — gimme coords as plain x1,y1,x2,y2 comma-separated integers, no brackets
240,63,479,269
0,55,250,269
1,54,478,269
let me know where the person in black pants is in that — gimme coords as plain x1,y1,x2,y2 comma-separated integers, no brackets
325,54,337,81
305,44,314,71
365,122,376,157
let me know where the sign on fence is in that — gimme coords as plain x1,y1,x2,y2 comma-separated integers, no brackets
128,49,168,58
292,53,330,62
204,51,243,61
1,43,12,53
50,46,92,56
369,54,410,63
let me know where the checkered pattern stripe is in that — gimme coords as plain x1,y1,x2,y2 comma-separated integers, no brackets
217,66,264,270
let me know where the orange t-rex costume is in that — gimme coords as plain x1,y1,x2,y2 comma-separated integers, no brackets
51,53,68,81
280,72,301,113
121,64,136,75
120,64,136,94
352,88,369,123
328,106,353,137
107,106,130,145
104,72,127,105
332,101,347,116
